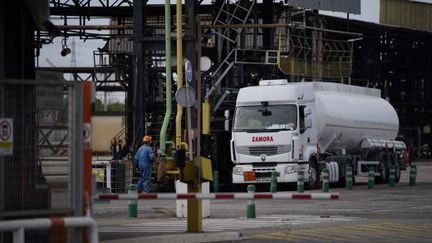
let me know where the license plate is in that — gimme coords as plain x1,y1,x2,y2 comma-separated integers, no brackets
256,178,271,183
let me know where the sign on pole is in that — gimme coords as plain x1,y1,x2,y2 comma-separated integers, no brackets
0,118,13,156
185,60,193,83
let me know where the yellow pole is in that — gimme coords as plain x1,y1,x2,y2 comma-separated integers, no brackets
175,0,183,149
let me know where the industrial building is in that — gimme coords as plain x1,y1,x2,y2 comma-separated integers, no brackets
1,0,432,242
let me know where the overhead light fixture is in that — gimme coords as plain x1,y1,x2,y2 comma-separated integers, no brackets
60,37,71,56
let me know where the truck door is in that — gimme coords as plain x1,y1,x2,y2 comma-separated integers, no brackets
298,105,313,161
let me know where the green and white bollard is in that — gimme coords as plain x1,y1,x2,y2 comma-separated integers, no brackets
297,170,304,193
247,184,256,219
389,166,396,187
368,167,375,189
346,166,353,190
213,170,220,192
128,184,138,218
322,168,329,192
270,171,278,193
409,164,417,186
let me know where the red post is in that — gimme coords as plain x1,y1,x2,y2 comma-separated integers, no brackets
83,81,92,207
83,81,92,243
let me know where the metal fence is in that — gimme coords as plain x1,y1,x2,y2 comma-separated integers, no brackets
93,159,133,193
0,79,84,243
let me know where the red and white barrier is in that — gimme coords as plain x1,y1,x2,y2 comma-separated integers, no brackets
0,217,98,243
95,192,339,200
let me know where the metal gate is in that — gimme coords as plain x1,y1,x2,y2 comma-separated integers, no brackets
0,78,84,243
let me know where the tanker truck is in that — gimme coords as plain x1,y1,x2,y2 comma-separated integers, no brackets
230,80,408,189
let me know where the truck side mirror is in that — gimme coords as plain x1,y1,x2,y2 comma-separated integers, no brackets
305,117,312,129
224,110,230,131
304,107,311,116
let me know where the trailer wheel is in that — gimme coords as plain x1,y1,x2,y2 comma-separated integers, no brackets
307,159,320,189
345,160,355,185
392,155,401,183
376,152,388,184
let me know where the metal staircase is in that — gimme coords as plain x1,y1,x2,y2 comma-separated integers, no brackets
205,48,278,113
212,0,255,43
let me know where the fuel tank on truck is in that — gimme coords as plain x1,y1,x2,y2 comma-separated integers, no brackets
313,82,399,153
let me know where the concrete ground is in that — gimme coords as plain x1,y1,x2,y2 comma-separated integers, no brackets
94,160,432,242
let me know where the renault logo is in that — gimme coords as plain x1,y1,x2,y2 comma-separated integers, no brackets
260,154,267,161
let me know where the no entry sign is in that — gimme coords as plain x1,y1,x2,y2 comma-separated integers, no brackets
0,118,13,156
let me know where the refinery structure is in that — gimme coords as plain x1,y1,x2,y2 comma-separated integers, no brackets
1,0,432,242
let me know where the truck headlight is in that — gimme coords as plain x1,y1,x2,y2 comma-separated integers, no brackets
233,167,243,175
284,165,297,174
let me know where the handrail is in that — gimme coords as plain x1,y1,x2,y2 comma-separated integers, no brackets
0,216,98,243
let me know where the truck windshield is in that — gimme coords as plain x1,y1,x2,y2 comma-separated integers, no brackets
233,105,297,132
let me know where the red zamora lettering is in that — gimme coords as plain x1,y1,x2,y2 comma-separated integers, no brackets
252,136,274,142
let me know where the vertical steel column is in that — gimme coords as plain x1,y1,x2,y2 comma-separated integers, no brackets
0,1,4,220
185,0,202,233
133,0,144,150
70,83,83,243
262,0,273,49
0,0,4,79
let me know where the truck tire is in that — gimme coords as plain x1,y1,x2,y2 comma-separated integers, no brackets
336,158,354,187
307,159,320,189
345,160,355,185
376,152,388,184
392,154,401,183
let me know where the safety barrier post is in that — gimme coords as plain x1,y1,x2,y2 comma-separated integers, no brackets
409,164,417,186
270,171,277,193
322,168,329,192
128,184,138,218
213,170,219,192
297,170,304,193
247,185,256,219
346,166,353,190
388,166,395,187
368,167,375,189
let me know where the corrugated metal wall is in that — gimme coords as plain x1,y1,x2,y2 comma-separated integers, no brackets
283,0,361,14
380,0,432,32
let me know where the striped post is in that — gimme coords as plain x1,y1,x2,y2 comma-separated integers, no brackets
368,167,375,189
346,166,353,190
270,171,277,193
297,170,304,193
247,185,256,219
128,184,138,218
322,168,329,192
409,164,417,186
213,170,219,192
388,166,395,187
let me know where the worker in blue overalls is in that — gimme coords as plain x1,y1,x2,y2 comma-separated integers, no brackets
134,135,155,193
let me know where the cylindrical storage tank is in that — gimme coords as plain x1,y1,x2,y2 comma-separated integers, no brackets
314,89,399,153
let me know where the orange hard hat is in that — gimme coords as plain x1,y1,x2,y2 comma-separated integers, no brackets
143,135,152,143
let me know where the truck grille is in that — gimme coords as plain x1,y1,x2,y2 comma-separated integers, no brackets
236,145,291,156
255,172,272,178
249,146,278,156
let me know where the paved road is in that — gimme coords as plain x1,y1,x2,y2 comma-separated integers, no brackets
95,161,432,242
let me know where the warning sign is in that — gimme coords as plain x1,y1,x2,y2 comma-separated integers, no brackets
0,118,13,156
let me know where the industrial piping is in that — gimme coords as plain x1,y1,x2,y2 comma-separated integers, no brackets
175,0,183,149
160,0,172,155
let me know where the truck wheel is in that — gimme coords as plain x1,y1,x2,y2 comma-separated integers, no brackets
345,160,355,185
392,155,401,183
335,159,354,188
307,159,320,189
376,152,388,184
